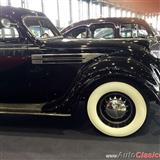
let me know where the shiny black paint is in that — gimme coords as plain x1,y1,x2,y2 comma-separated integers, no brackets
61,18,155,36
0,6,160,113
61,17,159,53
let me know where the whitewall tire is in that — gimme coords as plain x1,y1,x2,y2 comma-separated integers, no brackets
87,81,147,137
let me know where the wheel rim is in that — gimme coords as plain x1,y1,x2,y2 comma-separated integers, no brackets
97,92,136,128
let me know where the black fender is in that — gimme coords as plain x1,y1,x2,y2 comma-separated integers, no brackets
42,55,160,113
74,56,160,102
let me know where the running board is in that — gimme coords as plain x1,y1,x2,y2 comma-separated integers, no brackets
0,103,71,117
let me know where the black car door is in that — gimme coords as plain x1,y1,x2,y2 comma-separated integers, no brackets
0,26,30,102
27,44,82,102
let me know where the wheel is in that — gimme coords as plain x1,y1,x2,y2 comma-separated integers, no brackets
87,81,147,137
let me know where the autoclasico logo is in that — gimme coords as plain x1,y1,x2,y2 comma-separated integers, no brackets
105,152,160,159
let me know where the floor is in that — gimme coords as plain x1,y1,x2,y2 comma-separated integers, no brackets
0,102,159,160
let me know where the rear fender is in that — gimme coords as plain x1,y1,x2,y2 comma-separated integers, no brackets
73,56,160,103
43,55,160,113
127,39,150,51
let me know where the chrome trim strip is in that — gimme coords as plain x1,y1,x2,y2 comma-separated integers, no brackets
32,53,103,64
0,47,39,50
0,111,71,117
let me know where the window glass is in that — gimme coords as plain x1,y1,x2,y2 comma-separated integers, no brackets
94,28,114,39
24,16,60,39
120,23,149,38
0,27,19,39
138,25,148,37
28,26,54,38
76,30,87,38
120,24,134,38
65,27,88,38
91,24,115,39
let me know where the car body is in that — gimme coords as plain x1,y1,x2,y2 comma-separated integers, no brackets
61,17,160,58
0,6,160,137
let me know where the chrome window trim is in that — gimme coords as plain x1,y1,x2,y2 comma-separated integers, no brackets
22,15,60,40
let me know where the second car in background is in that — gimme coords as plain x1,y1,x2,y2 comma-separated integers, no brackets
61,17,160,58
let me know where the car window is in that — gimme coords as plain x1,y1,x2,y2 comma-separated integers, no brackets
28,26,54,38
138,25,148,38
90,23,115,39
76,30,87,38
64,26,88,38
120,23,149,38
94,28,114,39
0,27,19,39
24,16,60,39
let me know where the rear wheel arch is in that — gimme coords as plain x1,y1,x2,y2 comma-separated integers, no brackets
79,75,152,103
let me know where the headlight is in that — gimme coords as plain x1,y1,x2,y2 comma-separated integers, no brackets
151,50,160,59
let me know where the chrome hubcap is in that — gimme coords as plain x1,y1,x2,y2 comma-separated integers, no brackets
105,96,127,119
97,92,136,128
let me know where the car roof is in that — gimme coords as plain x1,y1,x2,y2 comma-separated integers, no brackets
0,6,45,21
61,17,148,34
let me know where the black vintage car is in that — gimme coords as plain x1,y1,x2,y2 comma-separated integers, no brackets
0,6,160,137
61,17,160,58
